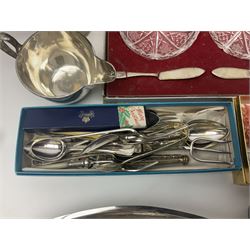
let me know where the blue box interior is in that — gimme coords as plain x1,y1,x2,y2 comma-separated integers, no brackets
15,101,243,176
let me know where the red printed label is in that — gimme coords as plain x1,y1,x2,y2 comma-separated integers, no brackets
118,106,146,128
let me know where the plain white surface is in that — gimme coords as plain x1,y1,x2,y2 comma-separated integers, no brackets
0,31,249,219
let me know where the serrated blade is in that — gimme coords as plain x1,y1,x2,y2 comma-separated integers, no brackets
212,67,250,79
159,67,205,80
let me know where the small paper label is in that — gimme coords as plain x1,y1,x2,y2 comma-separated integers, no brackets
118,106,146,129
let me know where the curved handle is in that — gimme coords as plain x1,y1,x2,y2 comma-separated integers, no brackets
0,32,22,58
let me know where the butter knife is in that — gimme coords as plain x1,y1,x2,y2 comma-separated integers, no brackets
116,67,205,80
212,67,250,79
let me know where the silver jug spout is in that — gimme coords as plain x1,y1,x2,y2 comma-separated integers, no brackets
91,58,116,85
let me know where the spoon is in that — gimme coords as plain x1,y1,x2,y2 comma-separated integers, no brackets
25,138,67,162
186,119,229,148
154,119,229,148
25,133,120,162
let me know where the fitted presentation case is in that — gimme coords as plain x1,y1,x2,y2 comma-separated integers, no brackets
15,100,242,176
105,32,249,98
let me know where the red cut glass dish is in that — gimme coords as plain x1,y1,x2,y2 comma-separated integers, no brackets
210,31,250,60
120,31,199,60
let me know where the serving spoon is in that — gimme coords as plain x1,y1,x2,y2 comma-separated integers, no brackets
24,133,120,162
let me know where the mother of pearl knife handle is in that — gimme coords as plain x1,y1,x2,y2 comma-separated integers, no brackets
116,67,205,80
212,67,250,79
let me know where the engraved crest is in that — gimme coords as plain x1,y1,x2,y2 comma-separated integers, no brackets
78,111,95,124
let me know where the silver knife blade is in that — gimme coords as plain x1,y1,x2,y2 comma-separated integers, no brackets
159,67,205,80
212,67,250,79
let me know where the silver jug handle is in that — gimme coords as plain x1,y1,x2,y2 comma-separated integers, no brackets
0,32,22,58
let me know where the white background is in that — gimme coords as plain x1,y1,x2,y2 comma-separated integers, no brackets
0,1,250,250
0,31,249,219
